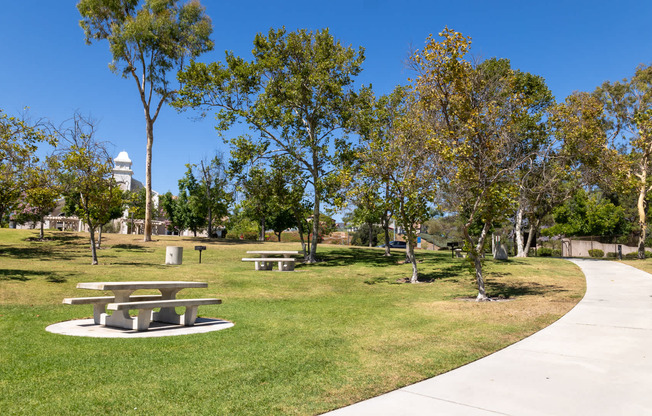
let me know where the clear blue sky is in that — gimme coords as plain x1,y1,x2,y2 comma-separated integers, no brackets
2,0,651,197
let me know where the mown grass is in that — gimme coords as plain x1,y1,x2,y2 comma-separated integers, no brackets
0,229,585,415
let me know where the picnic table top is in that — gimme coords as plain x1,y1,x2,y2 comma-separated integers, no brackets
246,251,300,255
77,281,208,291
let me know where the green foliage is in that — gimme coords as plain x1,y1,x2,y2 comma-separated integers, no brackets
588,249,604,258
61,145,124,264
538,248,554,257
606,252,618,258
408,28,549,296
126,188,147,220
16,156,62,239
350,223,383,246
354,86,438,281
267,208,296,241
177,164,207,236
176,26,364,261
545,189,629,237
196,156,231,237
0,110,55,225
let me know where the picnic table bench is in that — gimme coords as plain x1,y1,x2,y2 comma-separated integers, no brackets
243,251,300,271
63,281,220,331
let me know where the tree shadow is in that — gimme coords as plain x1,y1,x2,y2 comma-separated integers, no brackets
0,246,74,261
0,269,67,283
110,262,168,268
316,248,408,267
111,244,153,252
25,233,85,244
485,279,568,298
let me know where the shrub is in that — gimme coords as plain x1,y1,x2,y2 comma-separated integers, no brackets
538,247,553,257
351,224,383,247
625,252,639,259
606,252,617,258
551,249,562,257
588,249,604,258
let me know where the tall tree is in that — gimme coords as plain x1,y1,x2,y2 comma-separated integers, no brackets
77,0,213,242
596,64,652,258
0,110,55,226
410,28,545,299
19,156,62,239
175,27,365,262
197,155,231,237
356,88,440,283
61,147,123,265
55,113,124,264
348,88,406,256
177,164,207,236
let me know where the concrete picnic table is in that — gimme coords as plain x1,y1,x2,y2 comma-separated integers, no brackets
243,251,301,271
66,281,220,331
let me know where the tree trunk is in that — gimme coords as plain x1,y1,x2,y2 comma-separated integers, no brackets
523,220,538,255
207,205,213,238
407,235,418,283
464,220,491,301
474,222,491,300
637,167,647,259
383,219,391,257
89,226,98,265
260,217,266,241
367,220,374,247
143,118,154,242
309,193,320,263
98,226,103,249
293,209,308,261
514,203,526,257
39,219,45,240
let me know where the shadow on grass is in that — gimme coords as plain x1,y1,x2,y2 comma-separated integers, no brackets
109,262,168,268
25,233,85,244
111,244,153,252
485,279,568,298
315,247,417,267
0,269,68,283
0,246,74,261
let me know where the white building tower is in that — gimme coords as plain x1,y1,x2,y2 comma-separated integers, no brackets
113,151,134,191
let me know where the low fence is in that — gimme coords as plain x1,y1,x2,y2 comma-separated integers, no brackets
561,238,639,258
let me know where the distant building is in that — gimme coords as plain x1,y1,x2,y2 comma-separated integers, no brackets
110,151,165,235
19,151,167,235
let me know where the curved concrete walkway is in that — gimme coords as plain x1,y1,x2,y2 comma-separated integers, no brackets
325,259,652,415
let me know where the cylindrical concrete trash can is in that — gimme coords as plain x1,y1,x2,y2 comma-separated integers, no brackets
165,246,183,265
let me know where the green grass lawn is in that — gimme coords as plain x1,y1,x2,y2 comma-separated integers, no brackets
0,229,585,415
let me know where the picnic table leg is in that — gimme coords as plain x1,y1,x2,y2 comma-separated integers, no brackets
152,288,183,324
102,290,137,329
183,306,199,326
92,303,109,324
136,308,154,331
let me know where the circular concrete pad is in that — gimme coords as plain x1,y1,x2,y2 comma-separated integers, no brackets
46,317,234,338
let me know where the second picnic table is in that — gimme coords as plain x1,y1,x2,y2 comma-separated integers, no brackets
64,281,221,331
242,251,300,271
